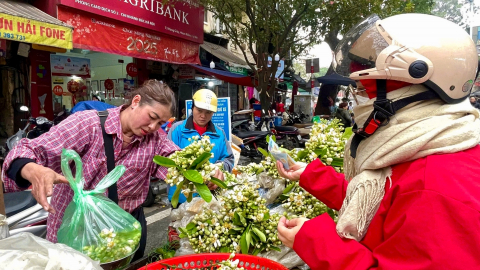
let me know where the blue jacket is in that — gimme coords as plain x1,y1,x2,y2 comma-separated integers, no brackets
167,116,234,203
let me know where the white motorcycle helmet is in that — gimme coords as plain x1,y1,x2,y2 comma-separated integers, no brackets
334,13,478,103
333,14,479,157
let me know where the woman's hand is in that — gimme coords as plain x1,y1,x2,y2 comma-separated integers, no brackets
207,169,224,190
277,216,309,249
276,161,307,181
20,163,68,214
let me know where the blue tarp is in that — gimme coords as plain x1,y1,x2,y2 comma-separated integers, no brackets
70,101,116,114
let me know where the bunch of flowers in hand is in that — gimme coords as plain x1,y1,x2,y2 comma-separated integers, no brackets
278,182,337,221
153,136,227,208
292,119,351,172
260,157,283,179
180,183,283,255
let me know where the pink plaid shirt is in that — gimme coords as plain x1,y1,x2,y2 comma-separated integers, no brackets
1,106,179,242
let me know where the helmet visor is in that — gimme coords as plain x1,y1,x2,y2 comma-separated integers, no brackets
333,14,390,77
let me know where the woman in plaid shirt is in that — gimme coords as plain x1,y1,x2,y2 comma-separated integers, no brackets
1,80,180,261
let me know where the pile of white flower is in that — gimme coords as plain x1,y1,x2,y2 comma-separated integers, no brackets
153,136,226,207
281,182,337,220
179,182,282,255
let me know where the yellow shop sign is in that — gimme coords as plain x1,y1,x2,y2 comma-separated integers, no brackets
0,13,73,50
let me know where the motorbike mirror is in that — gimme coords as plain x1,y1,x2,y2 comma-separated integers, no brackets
57,111,64,117
19,105,29,112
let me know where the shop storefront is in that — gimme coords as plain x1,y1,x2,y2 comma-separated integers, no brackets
0,0,73,136
33,0,203,113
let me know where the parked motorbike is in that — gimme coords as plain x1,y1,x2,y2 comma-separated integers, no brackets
1,108,67,238
264,110,301,150
4,191,48,238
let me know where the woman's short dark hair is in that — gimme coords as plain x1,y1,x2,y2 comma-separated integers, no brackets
339,102,348,109
128,80,176,115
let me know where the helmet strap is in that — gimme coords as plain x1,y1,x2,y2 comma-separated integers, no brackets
349,80,439,158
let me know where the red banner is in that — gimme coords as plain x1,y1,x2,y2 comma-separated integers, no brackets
59,0,203,43
58,7,200,65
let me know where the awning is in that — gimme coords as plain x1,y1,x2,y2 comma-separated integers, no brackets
0,0,73,49
201,41,249,68
58,6,200,65
189,64,254,87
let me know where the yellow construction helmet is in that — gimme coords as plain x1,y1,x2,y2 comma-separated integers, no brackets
192,89,218,112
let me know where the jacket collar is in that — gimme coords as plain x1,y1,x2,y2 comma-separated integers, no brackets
185,116,217,134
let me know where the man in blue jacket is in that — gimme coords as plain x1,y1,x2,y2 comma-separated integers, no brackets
167,89,233,204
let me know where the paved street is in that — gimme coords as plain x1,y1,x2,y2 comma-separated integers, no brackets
143,194,173,257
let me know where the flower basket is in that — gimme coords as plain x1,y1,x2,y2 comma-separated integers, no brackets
138,253,288,270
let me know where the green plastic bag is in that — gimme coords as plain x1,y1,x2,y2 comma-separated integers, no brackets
57,149,142,264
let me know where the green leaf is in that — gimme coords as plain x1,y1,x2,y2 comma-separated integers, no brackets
257,147,269,158
228,229,237,235
193,182,212,203
153,156,177,167
342,127,354,140
219,246,230,253
283,182,296,194
252,246,263,256
240,231,248,254
295,150,308,161
178,227,188,235
237,212,247,226
186,222,196,231
251,231,259,242
232,226,244,231
187,191,193,202
246,231,251,248
314,148,327,158
233,212,241,226
210,177,227,189
188,152,212,170
179,233,187,238
251,205,258,210
206,220,213,225
263,212,270,221
171,181,185,208
183,170,204,184
255,167,265,174
270,246,281,252
252,227,267,242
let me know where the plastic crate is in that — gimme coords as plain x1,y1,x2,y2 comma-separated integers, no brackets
138,253,289,270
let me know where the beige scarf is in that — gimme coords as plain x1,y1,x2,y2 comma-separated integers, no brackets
336,85,480,241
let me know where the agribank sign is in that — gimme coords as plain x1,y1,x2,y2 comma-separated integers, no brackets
59,0,203,43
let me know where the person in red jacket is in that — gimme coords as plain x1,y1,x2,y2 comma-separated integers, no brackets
276,13,480,270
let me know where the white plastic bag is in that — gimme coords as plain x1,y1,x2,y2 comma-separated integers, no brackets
0,215,8,240
0,233,102,270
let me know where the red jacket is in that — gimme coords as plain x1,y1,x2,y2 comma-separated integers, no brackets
293,145,480,270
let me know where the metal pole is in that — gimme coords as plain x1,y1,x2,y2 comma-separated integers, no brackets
470,0,474,38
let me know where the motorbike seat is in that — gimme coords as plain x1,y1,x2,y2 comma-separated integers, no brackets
233,131,269,139
4,191,38,217
275,126,298,132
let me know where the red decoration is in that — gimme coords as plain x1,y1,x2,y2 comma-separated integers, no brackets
53,85,63,96
126,63,138,77
67,80,80,93
104,79,114,91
